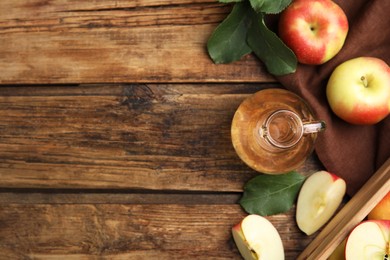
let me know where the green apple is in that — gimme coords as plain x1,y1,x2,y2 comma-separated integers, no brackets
345,220,390,259
296,171,346,235
326,57,390,125
232,214,284,260
278,0,349,65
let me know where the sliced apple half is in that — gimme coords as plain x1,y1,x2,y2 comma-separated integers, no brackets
232,214,284,260
345,220,390,260
296,171,346,235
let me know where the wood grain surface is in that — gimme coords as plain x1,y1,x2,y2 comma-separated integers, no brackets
0,84,322,191
0,83,323,259
0,203,314,259
0,1,326,259
0,0,273,84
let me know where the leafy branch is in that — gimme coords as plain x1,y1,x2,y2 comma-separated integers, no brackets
207,0,297,76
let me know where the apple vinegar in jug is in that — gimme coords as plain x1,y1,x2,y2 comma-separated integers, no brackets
231,89,325,174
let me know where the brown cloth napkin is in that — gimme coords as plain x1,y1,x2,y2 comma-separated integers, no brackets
277,0,390,196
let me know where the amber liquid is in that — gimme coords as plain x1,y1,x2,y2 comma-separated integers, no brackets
231,89,318,174
259,109,304,150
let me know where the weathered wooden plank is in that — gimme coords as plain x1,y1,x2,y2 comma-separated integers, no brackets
0,84,261,191
0,1,274,84
0,203,312,259
0,189,241,205
0,84,323,190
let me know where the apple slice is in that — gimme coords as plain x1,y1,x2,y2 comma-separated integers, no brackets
232,214,284,260
296,171,346,235
345,220,390,259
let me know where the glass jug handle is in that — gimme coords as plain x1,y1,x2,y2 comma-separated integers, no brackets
303,121,326,134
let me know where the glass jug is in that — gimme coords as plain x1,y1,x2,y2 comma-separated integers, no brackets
231,88,326,174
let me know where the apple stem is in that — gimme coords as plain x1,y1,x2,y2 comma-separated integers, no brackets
361,76,368,88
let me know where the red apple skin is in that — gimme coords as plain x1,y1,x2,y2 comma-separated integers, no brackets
344,104,389,125
278,0,348,65
379,219,390,229
328,172,341,182
232,223,240,232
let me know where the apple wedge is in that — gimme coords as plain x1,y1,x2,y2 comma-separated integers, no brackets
232,214,284,260
296,171,346,235
345,220,390,260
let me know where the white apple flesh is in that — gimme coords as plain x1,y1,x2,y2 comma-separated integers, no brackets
326,57,390,125
296,171,346,235
232,214,284,260
345,220,390,260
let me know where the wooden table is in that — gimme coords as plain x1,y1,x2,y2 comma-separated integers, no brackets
0,1,324,258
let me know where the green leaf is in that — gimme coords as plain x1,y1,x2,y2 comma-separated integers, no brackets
246,11,297,75
261,0,291,14
240,171,305,216
248,0,265,13
249,0,292,14
207,2,252,64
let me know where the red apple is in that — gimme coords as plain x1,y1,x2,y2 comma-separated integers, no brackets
345,220,390,259
326,57,390,125
278,0,348,65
